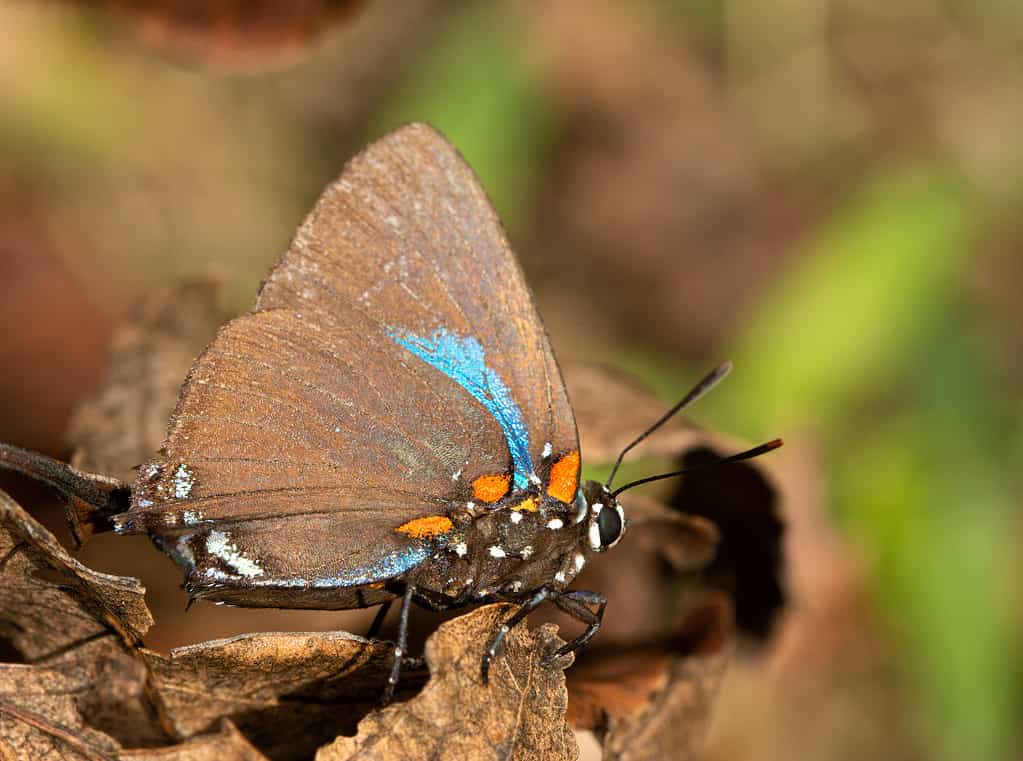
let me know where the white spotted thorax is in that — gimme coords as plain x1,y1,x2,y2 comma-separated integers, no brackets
431,477,628,604
542,480,628,593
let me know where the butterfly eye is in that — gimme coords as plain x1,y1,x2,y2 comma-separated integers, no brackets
597,503,624,549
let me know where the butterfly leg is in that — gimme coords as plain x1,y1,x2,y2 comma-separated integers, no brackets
380,585,414,706
481,587,551,684
543,589,607,664
366,600,392,639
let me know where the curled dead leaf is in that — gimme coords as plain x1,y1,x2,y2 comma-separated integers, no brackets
143,630,398,761
0,488,151,655
317,604,578,761
0,490,164,748
118,719,268,761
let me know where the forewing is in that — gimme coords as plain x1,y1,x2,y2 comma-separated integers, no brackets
257,123,579,487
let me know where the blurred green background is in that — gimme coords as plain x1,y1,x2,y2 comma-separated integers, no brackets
0,1,1020,760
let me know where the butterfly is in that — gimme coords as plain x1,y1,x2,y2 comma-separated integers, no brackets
0,123,779,704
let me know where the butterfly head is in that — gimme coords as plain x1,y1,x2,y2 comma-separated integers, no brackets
575,480,625,553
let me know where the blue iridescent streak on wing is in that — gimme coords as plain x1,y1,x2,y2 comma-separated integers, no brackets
200,544,435,588
311,544,434,587
388,327,533,488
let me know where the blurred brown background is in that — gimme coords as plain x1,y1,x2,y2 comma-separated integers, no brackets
0,2,1020,760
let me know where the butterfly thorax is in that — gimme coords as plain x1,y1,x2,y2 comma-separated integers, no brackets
404,488,588,609
407,479,625,610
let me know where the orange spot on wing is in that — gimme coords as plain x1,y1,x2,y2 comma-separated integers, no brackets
472,473,511,503
395,515,454,540
547,450,580,504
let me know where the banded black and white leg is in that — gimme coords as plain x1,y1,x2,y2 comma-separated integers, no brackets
481,587,551,683
544,589,606,664
380,585,414,705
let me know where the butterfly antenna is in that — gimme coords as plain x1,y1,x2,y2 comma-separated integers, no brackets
605,361,733,489
610,438,783,498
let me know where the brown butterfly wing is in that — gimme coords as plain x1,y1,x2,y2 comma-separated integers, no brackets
122,124,578,606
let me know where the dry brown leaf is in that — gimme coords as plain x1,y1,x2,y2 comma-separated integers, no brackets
0,489,152,653
118,719,268,761
143,630,397,761
68,280,227,484
0,490,163,748
601,597,731,761
317,604,578,761
603,647,730,761
568,595,732,761
0,665,122,761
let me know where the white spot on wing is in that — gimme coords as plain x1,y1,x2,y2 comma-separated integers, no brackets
542,441,552,459
172,464,194,499
521,545,533,559
510,511,523,524
488,546,507,559
452,469,462,482
546,518,564,530
206,530,264,577
454,542,468,557
182,509,203,526
175,536,194,566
